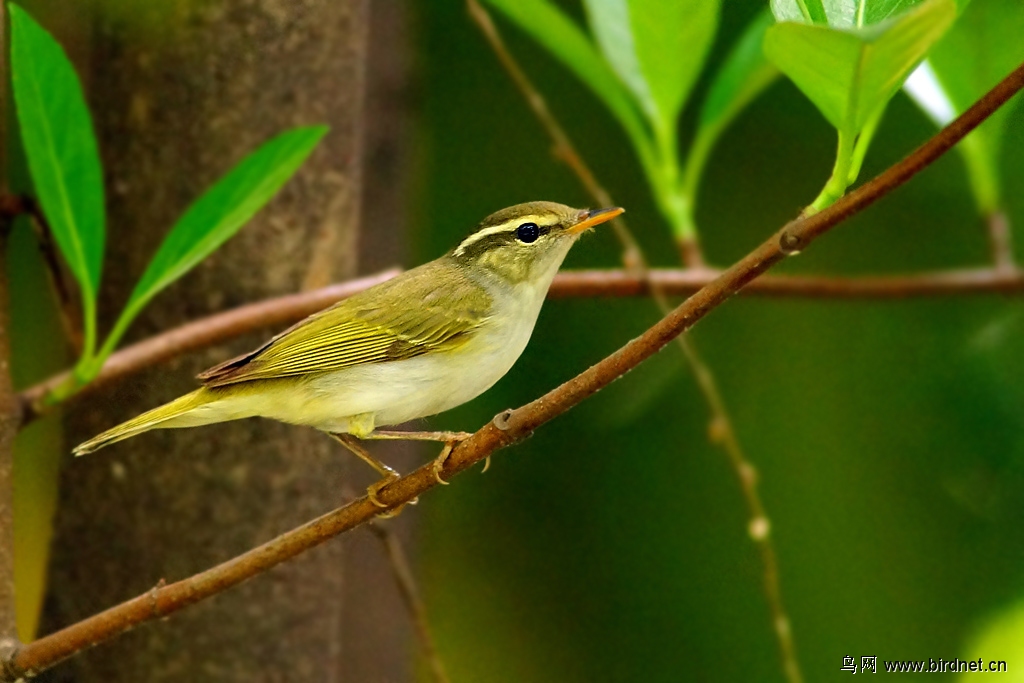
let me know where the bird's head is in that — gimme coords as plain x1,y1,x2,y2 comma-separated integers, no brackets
450,201,623,287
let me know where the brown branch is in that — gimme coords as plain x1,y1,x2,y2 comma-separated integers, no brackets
1,192,86,352
17,265,1024,427
0,196,29,222
6,49,1022,683
545,266,1024,298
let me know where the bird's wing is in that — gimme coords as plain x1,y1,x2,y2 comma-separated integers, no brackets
197,261,491,387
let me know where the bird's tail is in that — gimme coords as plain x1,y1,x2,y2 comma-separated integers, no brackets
73,388,224,456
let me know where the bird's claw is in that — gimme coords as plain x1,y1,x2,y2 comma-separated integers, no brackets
432,443,454,485
366,472,399,509
431,434,470,485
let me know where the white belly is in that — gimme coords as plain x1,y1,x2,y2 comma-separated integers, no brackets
256,281,547,434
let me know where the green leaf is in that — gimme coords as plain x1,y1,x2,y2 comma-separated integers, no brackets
772,0,963,27
583,0,721,134
581,1,650,121
905,0,1024,212
771,0,829,24
9,3,105,355
764,0,957,137
94,126,328,363
684,9,779,199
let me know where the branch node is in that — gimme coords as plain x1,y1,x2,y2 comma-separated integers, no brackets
779,231,804,256
149,578,167,618
738,461,759,487
774,615,792,640
749,516,772,542
492,409,514,431
708,416,729,444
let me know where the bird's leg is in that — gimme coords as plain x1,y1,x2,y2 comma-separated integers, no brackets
329,433,401,511
364,430,472,486
365,430,473,443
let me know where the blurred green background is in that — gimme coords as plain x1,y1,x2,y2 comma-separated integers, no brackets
6,0,1024,680
411,1,1024,681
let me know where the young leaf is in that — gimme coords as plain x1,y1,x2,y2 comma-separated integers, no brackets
773,0,961,27
764,0,956,137
684,9,779,199
905,0,1024,212
583,0,721,134
582,0,652,121
771,0,829,24
95,126,328,362
9,4,105,353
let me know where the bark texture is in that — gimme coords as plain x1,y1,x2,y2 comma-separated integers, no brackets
40,2,413,680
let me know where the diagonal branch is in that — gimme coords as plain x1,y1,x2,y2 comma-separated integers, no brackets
5,55,1023,683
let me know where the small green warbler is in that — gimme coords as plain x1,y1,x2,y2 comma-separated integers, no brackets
74,201,622,501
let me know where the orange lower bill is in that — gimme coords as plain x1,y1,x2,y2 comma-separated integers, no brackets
568,206,625,234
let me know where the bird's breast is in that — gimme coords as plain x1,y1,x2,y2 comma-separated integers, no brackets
295,281,547,431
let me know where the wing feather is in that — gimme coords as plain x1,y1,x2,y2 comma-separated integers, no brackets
198,260,491,387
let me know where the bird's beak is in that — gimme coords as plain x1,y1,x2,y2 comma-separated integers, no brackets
568,206,625,235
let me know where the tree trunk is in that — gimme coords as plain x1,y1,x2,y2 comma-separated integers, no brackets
40,2,414,680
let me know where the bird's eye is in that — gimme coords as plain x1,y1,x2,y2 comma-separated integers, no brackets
516,222,540,243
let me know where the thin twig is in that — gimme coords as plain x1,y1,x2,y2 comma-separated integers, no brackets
16,265,1024,428
4,57,1023,680
0,192,84,352
367,524,451,683
682,335,799,682
23,198,83,352
465,2,803,677
0,196,27,222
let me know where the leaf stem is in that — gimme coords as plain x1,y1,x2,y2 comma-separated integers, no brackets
651,121,700,246
847,106,885,185
808,129,856,214
960,134,1000,215
79,299,97,368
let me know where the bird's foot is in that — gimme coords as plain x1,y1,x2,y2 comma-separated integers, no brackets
430,433,471,485
330,432,410,516
366,471,402,515
366,471,399,508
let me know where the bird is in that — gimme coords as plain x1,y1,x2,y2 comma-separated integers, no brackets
73,201,623,503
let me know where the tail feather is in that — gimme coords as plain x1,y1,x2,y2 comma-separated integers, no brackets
73,389,217,456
